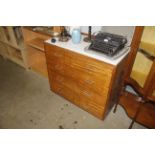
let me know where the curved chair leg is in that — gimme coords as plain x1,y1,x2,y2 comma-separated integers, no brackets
129,120,135,129
113,85,126,113
113,103,118,113
129,99,145,129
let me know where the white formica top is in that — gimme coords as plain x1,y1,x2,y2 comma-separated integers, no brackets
45,36,130,66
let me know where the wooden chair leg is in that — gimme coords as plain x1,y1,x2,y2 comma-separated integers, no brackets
129,119,135,129
128,99,145,129
113,103,118,113
113,85,126,113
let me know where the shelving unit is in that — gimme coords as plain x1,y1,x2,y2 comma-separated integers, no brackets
0,26,60,76
26,46,48,76
128,27,155,100
117,26,155,128
7,46,25,67
119,92,155,128
22,27,52,77
0,26,26,68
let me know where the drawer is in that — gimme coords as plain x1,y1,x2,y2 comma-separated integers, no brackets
47,62,111,95
51,71,107,106
66,64,112,89
76,83,107,106
66,49,113,74
52,80,104,119
65,65,111,95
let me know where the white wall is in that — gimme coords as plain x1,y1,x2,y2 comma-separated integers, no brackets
102,26,135,46
81,26,102,33
102,26,135,39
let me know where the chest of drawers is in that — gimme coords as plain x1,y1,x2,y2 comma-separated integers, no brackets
45,43,127,119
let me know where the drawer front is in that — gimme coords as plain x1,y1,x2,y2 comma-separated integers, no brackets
76,82,108,106
51,80,105,119
47,60,112,95
65,64,112,92
66,49,113,74
50,71,107,106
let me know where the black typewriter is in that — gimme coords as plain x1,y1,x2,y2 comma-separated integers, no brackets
89,32,127,56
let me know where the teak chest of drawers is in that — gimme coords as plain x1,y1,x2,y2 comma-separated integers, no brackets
45,43,127,119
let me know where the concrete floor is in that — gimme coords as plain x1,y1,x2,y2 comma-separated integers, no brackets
0,56,146,129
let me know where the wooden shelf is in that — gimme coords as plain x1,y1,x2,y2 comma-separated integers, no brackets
9,56,25,67
7,46,23,60
0,26,26,68
0,27,24,50
30,52,48,77
27,38,45,52
0,41,9,58
22,27,52,76
119,91,155,128
26,46,48,77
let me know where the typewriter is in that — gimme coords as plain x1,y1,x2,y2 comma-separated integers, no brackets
89,32,127,56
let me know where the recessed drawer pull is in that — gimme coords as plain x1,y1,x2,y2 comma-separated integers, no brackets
54,52,63,57
55,64,63,70
81,90,92,97
71,63,94,71
85,79,95,85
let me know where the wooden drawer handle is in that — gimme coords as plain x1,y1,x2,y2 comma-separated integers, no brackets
81,90,92,97
71,63,94,71
85,79,95,85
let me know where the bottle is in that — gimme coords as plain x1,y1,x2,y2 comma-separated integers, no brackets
69,26,81,35
71,28,81,44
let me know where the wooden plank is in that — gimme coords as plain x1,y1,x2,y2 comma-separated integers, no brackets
26,46,48,77
22,27,51,42
0,41,9,58
27,38,45,52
